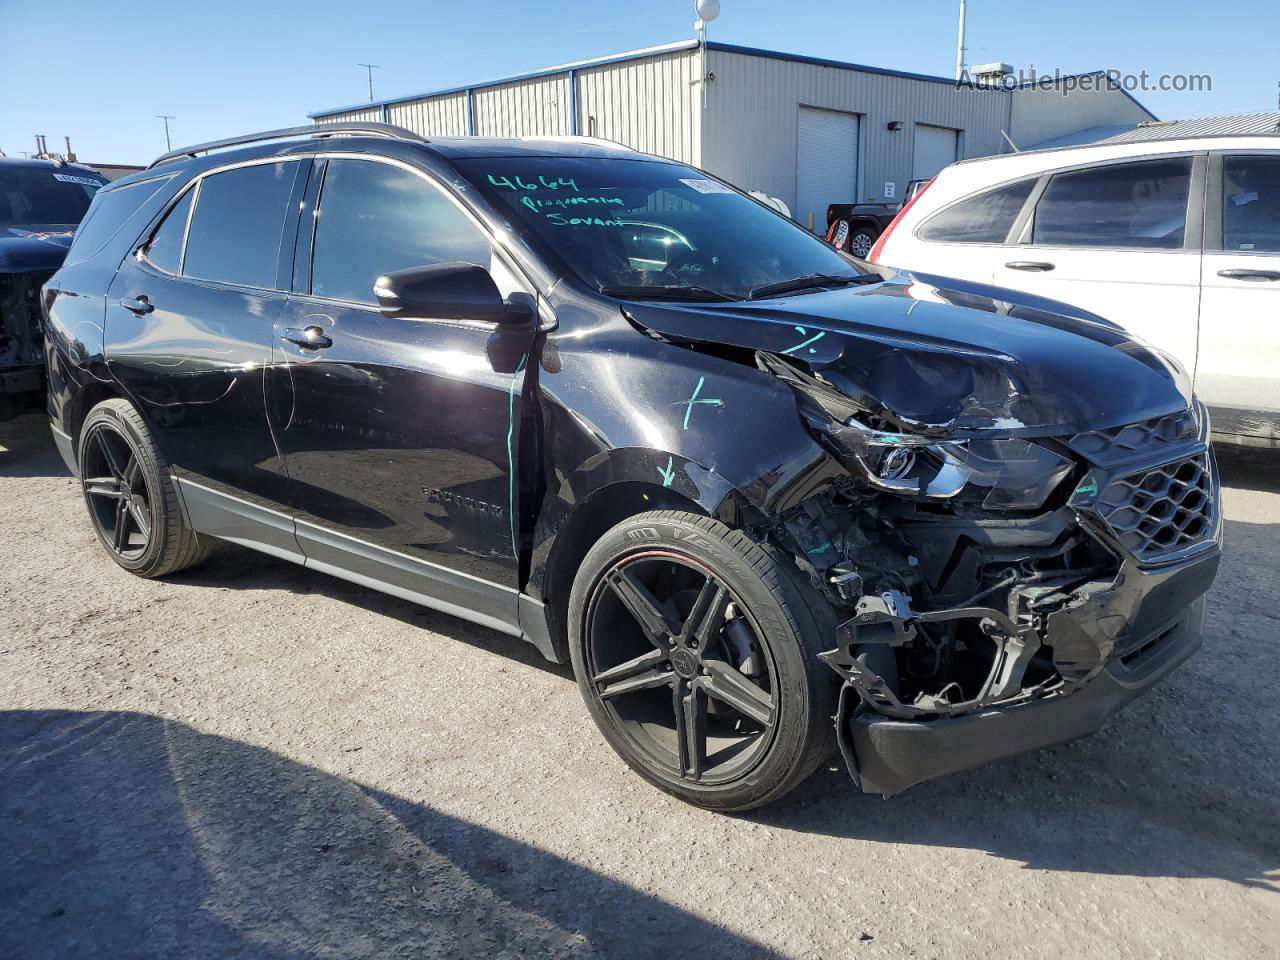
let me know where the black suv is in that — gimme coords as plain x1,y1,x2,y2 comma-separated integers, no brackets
1,157,107,419
44,123,1221,810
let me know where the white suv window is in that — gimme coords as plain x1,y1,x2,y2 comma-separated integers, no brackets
917,179,1036,244
1031,158,1192,250
1221,154,1280,253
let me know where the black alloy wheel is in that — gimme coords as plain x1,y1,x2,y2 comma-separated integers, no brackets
76,398,212,577
583,551,779,785
81,419,154,560
569,511,838,810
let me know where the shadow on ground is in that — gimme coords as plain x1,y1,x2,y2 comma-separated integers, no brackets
0,709,768,960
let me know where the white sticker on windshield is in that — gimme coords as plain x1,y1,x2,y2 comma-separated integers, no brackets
52,173,103,186
679,178,734,195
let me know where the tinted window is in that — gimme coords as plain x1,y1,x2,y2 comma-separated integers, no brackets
1032,158,1192,249
310,159,491,304
0,166,104,226
918,179,1035,243
459,157,871,300
64,176,171,264
183,162,298,289
140,188,194,275
1222,154,1280,253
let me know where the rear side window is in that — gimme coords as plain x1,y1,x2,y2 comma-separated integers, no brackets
140,188,194,275
1032,158,1192,249
917,179,1035,243
1221,154,1280,253
310,158,491,304
183,162,299,289
64,176,171,265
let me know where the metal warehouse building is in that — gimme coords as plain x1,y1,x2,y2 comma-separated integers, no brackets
310,40,1155,231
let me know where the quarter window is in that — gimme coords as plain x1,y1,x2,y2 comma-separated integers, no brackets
310,159,491,304
183,162,299,289
917,179,1035,244
1031,158,1192,250
140,188,194,275
1221,154,1280,253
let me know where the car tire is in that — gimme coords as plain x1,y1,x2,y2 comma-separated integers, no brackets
568,510,839,811
76,398,213,578
847,225,880,259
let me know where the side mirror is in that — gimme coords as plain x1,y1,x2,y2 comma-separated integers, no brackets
373,262,533,325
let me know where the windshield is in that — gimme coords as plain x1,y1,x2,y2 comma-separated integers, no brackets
459,157,869,300
0,167,104,227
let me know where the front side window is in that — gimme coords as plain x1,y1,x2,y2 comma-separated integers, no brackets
1032,158,1192,250
918,179,1035,244
1221,154,1280,253
310,159,492,304
459,157,870,300
183,162,299,289
0,166,105,227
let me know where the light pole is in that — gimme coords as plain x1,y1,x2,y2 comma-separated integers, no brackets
955,0,967,81
358,64,381,102
156,115,174,151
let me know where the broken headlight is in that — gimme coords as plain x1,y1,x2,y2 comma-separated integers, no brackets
820,419,1074,511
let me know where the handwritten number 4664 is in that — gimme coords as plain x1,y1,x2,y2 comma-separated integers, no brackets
488,174,580,193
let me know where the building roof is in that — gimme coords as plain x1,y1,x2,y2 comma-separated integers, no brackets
1031,112,1280,150
309,40,1035,120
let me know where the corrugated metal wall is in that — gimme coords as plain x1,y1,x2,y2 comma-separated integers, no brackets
474,75,572,137
701,50,1012,211
388,93,468,136
314,106,384,124
575,49,700,165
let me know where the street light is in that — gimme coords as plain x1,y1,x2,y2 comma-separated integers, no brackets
156,115,175,152
358,64,381,102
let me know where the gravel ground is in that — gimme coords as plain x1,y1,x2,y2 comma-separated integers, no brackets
1,411,1277,959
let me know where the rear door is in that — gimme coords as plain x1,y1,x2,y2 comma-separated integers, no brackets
1195,151,1280,441
104,159,308,557
269,156,540,631
992,155,1204,372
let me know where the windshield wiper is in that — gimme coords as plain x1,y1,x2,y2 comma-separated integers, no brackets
599,284,738,303
747,273,880,300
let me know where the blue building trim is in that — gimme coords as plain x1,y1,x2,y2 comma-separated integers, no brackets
465,89,475,135
568,69,578,135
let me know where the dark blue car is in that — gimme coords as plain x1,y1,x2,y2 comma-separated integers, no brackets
0,157,107,419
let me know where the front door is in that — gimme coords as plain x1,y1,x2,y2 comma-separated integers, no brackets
269,156,539,630
992,155,1203,374
104,159,308,556
1196,151,1280,441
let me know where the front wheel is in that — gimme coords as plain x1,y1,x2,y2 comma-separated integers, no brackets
847,225,880,259
568,511,838,811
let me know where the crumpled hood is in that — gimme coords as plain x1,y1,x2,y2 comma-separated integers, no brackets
0,224,76,272
623,271,1193,437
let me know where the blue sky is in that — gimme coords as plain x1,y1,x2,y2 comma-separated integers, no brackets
3,0,1275,165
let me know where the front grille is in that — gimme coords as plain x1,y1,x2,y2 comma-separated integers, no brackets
1095,452,1215,562
1065,409,1199,467
0,270,53,368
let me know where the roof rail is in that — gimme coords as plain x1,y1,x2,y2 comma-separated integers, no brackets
146,122,427,169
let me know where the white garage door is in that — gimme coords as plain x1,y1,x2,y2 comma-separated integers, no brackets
796,107,859,232
912,124,959,181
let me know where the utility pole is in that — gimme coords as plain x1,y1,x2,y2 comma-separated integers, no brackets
358,64,381,102
955,0,967,81
156,115,175,151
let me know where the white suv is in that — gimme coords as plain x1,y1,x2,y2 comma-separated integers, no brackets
871,134,1280,446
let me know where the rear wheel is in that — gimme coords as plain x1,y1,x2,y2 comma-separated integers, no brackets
77,399,212,577
568,511,838,811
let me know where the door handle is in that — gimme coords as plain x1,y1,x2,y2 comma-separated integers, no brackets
1217,268,1280,282
282,325,333,349
1005,261,1056,272
119,295,154,315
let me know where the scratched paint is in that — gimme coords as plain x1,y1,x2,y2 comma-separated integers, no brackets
674,376,723,430
781,325,827,356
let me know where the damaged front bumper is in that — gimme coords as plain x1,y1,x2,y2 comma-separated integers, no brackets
828,548,1219,796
